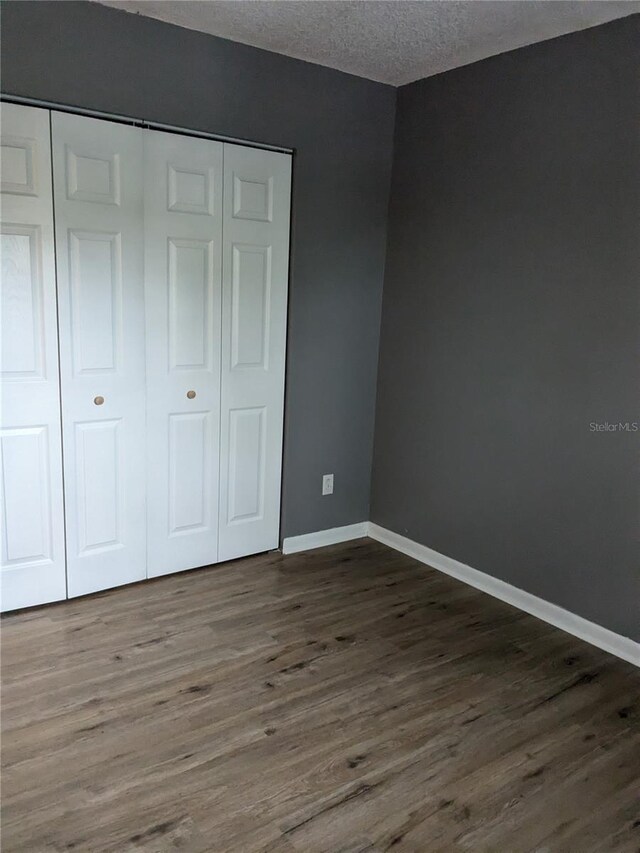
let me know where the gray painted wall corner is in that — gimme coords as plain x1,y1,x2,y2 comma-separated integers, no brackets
371,14,640,641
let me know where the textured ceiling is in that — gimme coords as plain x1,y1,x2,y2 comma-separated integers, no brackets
98,1,639,86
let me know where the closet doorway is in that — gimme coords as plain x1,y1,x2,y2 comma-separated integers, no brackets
0,102,292,610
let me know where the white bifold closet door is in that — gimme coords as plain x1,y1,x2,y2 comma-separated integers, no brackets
2,106,291,609
0,103,67,610
218,144,291,561
144,130,223,577
51,112,147,598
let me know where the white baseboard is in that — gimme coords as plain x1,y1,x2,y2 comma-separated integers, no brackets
282,522,369,555
367,522,639,668
280,519,639,667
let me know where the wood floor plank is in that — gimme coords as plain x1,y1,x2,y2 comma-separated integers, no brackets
1,538,638,852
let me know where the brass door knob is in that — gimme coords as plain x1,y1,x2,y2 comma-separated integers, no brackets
186,390,196,399
94,396,105,406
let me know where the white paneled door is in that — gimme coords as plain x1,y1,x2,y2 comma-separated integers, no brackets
0,103,67,610
219,144,292,561
144,130,223,577
1,104,292,610
52,112,147,598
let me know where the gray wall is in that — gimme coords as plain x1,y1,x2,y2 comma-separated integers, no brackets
1,0,396,540
372,16,640,640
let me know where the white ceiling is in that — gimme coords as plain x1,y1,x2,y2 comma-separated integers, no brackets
99,1,640,86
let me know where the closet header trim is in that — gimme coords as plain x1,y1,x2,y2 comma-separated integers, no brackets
1,94,294,155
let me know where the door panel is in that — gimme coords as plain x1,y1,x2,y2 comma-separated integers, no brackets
0,103,67,611
144,130,222,578
1,426,53,563
168,411,211,534
1,227,44,377
231,244,271,369
168,238,213,370
227,406,266,524
52,112,146,597
219,144,291,561
74,419,123,553
69,230,122,373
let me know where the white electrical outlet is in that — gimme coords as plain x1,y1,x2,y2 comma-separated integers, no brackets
322,474,334,495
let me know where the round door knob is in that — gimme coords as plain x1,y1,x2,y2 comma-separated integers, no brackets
186,390,196,399
94,396,105,406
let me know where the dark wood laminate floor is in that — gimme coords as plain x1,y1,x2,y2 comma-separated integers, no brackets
1,538,638,852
